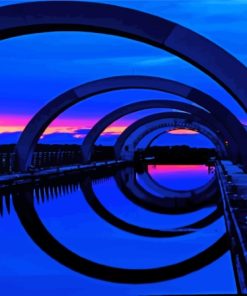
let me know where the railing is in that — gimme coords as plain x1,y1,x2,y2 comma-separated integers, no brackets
216,161,247,293
31,151,82,169
0,153,16,174
0,151,83,173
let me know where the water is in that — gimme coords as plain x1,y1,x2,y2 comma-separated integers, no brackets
0,164,237,295
148,164,214,190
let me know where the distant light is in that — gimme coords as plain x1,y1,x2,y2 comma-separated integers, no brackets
168,129,198,135
73,134,86,139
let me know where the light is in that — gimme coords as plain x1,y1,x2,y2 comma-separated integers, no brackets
168,129,198,135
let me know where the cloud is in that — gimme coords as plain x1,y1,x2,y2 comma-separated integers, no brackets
136,56,178,66
71,55,178,68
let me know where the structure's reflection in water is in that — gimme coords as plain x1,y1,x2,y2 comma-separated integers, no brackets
148,164,215,190
0,165,237,294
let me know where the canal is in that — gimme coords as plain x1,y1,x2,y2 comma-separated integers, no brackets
0,164,236,295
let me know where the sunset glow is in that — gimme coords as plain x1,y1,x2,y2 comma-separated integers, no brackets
0,114,127,136
0,115,202,137
168,129,199,134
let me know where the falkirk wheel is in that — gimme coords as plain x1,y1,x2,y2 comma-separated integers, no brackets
0,1,244,170
81,99,235,163
15,76,247,171
114,112,228,161
1,0,246,289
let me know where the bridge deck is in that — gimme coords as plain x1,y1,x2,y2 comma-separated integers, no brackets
0,160,128,188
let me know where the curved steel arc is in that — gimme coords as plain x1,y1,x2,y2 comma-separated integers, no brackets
137,170,217,198
146,127,202,149
15,76,247,171
81,99,234,163
115,112,227,161
134,125,223,158
1,1,247,112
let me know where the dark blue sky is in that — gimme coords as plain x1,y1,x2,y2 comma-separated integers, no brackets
0,0,246,147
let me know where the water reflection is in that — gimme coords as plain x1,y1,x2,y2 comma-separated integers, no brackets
118,166,218,214
0,164,237,294
148,164,215,190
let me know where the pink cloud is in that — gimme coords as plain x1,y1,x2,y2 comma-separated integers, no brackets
0,114,132,137
0,115,216,137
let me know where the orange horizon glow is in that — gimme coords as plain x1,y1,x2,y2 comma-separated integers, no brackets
0,125,127,135
168,129,199,134
0,115,128,136
0,115,227,136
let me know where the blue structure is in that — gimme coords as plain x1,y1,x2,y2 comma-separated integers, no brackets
0,0,247,292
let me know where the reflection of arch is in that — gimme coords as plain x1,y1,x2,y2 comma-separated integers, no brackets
13,184,227,283
1,0,247,112
15,76,247,171
80,176,222,238
115,166,218,214
82,100,236,163
137,169,216,197
115,112,227,161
